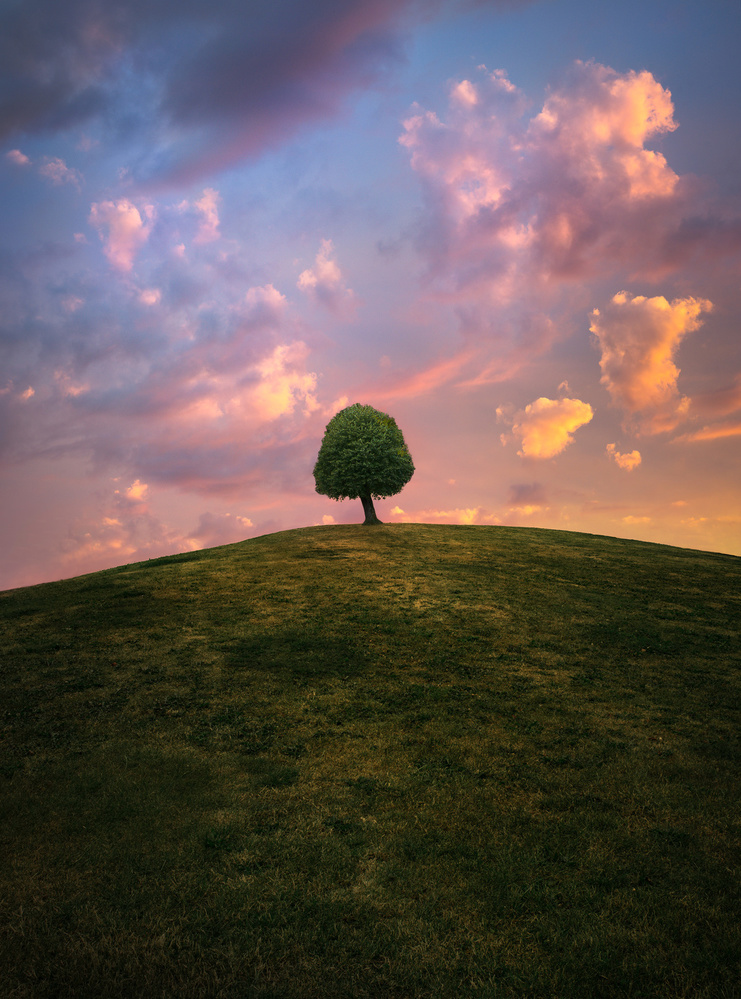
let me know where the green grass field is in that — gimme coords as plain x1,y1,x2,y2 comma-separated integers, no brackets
1,523,739,998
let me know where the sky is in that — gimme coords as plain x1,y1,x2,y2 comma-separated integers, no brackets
1,0,740,590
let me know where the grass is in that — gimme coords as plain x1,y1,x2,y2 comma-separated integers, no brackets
0,523,739,998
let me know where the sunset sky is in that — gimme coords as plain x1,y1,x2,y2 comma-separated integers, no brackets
1,0,740,590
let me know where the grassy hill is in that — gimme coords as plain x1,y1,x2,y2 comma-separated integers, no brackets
1,523,739,998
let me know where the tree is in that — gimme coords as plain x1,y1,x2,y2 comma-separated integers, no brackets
313,403,415,524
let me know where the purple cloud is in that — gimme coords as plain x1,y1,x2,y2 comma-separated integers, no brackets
0,0,472,184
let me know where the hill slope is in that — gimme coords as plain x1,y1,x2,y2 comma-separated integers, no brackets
1,524,740,998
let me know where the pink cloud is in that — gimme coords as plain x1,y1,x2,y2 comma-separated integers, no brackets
529,64,678,192
56,481,255,576
38,156,83,189
371,348,478,400
89,199,155,272
500,395,594,459
243,283,287,328
590,290,712,434
139,288,162,306
6,149,30,166
59,478,181,571
297,239,357,316
400,59,741,326
193,188,221,244
186,511,254,548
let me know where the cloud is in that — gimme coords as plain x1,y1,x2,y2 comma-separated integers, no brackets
59,478,181,570
0,222,333,495
501,396,594,459
38,156,82,189
0,0,452,183
370,347,478,400
249,342,320,421
297,239,357,316
89,199,155,272
400,58,741,338
683,371,741,443
125,478,148,501
57,481,257,575
193,188,221,244
674,421,741,443
6,149,30,166
416,507,482,524
606,443,641,470
139,288,161,306
508,482,547,506
54,369,89,397
242,283,287,328
507,482,547,516
186,511,254,548
590,290,712,434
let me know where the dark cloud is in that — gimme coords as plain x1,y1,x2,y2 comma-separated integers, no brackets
0,0,458,183
508,482,547,506
0,0,117,138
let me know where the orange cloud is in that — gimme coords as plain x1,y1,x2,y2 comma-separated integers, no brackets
689,373,741,419
249,342,320,421
606,443,641,470
407,507,482,525
503,396,594,459
590,291,712,434
674,421,741,443
89,199,155,272
125,479,148,502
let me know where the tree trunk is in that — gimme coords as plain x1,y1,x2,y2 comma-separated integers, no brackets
360,493,382,525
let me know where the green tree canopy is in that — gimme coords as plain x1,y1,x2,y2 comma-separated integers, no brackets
313,403,415,524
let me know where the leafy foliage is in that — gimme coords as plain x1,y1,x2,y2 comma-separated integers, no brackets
313,403,415,501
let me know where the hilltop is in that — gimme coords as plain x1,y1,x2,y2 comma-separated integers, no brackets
1,524,739,998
